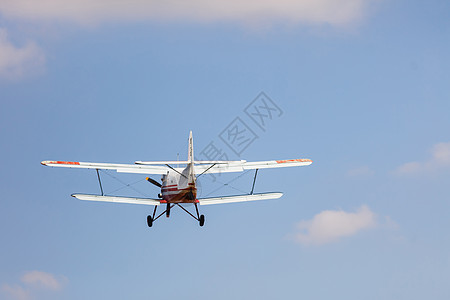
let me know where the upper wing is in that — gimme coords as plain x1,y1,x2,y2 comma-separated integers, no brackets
194,158,312,175
42,158,312,175
72,194,161,206
41,160,170,174
198,192,282,205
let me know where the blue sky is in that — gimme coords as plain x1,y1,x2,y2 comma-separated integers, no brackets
1,0,450,299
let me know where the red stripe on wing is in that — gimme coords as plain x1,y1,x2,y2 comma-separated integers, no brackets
276,159,312,164
54,161,80,165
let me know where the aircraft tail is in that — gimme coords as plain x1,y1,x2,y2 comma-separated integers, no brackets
187,131,196,188
188,131,194,163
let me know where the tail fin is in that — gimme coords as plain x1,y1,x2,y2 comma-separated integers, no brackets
188,131,194,163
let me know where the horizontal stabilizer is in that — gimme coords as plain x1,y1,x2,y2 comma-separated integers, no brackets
198,192,282,206
71,194,161,206
135,160,246,165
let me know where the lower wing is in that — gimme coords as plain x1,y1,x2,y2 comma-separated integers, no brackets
71,192,282,206
71,194,161,206
198,192,282,205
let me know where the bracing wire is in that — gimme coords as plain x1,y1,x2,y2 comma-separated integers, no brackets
100,170,148,197
204,170,252,197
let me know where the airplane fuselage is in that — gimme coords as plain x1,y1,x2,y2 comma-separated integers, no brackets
160,164,197,203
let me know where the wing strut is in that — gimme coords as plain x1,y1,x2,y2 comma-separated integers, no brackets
250,169,259,195
195,163,217,180
165,164,188,179
96,169,104,196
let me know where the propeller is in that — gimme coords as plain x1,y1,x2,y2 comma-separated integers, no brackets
146,177,162,188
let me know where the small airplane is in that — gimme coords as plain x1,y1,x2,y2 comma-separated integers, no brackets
41,131,312,227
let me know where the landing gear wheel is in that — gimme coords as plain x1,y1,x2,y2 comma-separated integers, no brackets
147,215,153,227
199,215,205,227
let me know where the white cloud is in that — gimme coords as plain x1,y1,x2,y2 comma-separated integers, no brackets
394,142,450,175
21,271,62,291
1,271,66,300
1,284,30,300
0,28,45,80
293,205,377,245
0,0,378,27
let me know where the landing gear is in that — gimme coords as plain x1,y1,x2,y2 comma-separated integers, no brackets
195,203,205,227
146,203,205,227
166,203,171,218
147,206,158,228
147,215,153,227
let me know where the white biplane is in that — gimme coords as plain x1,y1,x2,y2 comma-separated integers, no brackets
41,131,312,227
